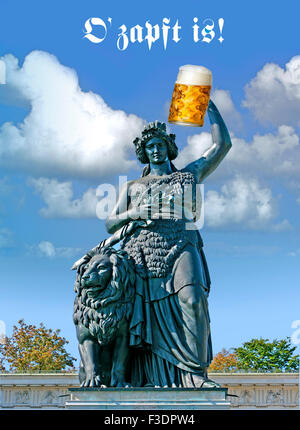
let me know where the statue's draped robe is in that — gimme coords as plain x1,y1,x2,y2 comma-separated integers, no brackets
120,171,213,387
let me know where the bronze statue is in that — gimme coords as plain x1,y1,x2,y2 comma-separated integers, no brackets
73,99,232,388
73,248,136,387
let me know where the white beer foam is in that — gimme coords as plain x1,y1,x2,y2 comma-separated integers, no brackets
176,65,212,86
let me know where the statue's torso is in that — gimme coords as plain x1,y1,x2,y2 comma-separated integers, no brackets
122,171,202,280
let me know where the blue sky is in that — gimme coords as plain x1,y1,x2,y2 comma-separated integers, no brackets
0,0,300,366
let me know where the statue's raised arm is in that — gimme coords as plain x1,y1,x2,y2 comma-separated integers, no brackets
72,105,232,390
183,100,232,183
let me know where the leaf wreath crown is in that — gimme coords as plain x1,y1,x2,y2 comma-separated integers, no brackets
133,121,176,151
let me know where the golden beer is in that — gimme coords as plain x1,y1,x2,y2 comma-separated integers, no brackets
168,65,212,127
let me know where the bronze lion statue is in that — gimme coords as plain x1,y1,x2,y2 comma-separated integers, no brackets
73,246,135,387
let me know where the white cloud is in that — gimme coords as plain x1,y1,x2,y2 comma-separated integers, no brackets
174,126,298,230
211,89,243,131
243,56,300,127
227,125,300,178
0,177,12,195
204,175,291,231
0,51,145,179
176,125,300,181
175,131,213,170
27,173,292,231
28,177,100,218
30,240,82,258
288,249,300,257
38,241,56,257
207,242,280,257
0,228,14,248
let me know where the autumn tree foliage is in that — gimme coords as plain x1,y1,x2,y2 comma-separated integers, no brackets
0,319,76,372
208,348,239,372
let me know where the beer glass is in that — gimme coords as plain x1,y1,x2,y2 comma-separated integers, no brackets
168,65,212,127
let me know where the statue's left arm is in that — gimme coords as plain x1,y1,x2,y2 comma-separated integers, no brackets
71,219,151,272
183,100,232,182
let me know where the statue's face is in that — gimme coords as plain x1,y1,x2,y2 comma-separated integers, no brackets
145,137,168,164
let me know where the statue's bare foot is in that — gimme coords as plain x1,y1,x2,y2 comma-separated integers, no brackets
111,375,132,388
144,383,154,387
115,382,132,388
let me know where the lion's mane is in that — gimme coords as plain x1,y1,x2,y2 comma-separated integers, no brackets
73,247,135,345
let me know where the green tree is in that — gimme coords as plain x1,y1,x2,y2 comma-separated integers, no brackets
234,337,299,372
0,319,76,372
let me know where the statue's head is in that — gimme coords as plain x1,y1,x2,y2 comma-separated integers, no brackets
133,121,178,165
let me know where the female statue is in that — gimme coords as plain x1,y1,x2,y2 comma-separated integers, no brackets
103,100,232,388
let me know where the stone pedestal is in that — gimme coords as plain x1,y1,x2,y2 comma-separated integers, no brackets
65,387,230,410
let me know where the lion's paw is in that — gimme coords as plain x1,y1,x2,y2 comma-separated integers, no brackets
81,374,103,388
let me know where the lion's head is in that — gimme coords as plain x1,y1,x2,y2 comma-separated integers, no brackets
80,253,113,299
73,247,135,345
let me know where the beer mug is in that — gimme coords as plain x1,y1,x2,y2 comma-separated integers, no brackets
168,65,212,127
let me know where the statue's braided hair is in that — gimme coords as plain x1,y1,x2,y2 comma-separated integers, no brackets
133,121,178,166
